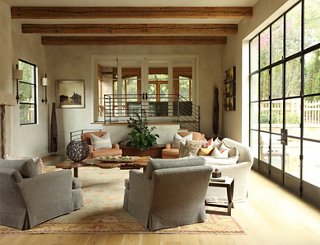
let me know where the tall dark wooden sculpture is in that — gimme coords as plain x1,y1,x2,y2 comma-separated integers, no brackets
50,102,58,154
213,86,219,137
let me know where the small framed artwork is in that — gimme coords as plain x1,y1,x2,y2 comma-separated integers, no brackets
224,97,236,111
223,66,236,111
56,80,85,108
225,66,236,83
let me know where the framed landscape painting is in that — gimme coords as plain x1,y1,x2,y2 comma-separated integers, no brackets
56,80,85,108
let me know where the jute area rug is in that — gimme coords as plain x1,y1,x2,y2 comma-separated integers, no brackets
0,167,244,234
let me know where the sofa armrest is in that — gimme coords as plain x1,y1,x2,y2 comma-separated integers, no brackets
88,144,94,157
127,170,153,226
113,143,120,149
18,170,73,228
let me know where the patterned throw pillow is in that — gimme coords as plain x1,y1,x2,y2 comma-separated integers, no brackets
172,133,193,149
179,140,203,158
90,132,112,150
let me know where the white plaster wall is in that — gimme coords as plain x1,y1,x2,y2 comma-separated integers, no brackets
221,0,298,143
0,1,12,94
45,45,222,153
9,21,49,157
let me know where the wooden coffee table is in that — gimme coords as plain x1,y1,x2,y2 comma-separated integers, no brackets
56,156,150,177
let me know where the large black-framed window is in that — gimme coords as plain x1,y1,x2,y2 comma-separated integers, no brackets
249,0,320,202
18,60,38,125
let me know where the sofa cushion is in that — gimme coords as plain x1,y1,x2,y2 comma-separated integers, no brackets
179,140,203,158
145,157,205,179
90,132,112,150
0,159,41,178
172,133,193,148
202,156,239,165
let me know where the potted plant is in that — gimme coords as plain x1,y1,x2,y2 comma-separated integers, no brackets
126,110,159,151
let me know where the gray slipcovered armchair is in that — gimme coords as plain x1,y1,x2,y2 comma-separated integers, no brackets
123,157,213,231
0,159,83,230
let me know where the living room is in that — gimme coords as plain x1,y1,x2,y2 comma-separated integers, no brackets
0,0,320,244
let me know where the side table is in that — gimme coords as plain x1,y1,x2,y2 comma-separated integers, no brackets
205,177,234,216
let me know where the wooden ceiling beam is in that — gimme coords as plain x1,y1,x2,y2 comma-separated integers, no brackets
41,36,227,45
22,23,237,35
12,7,252,19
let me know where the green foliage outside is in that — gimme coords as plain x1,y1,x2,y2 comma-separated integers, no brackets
127,110,159,150
260,111,299,124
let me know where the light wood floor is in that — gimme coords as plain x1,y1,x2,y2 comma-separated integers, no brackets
1,170,320,245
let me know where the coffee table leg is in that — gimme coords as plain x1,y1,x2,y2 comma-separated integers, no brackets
74,168,78,178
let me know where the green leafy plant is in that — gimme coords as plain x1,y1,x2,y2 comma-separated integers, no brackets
127,110,159,150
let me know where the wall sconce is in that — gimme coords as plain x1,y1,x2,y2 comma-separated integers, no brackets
41,74,48,104
13,64,23,104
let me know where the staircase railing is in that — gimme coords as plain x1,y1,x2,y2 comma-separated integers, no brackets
103,93,200,132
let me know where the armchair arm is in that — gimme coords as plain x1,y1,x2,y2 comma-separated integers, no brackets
17,170,73,228
113,143,120,149
127,170,153,227
165,143,172,149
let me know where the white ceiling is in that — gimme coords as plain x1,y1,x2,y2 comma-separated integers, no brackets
4,0,258,7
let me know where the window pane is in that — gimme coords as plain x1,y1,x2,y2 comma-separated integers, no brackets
19,61,35,84
303,140,320,187
260,132,270,164
285,137,300,178
285,98,301,137
250,130,259,159
250,36,259,72
271,134,283,169
304,96,320,140
285,3,302,57
18,60,37,125
160,83,168,102
271,100,283,134
272,17,284,63
304,49,320,95
285,58,301,97
19,104,35,124
260,101,270,132
304,0,320,49
271,64,283,99
179,77,190,100
250,102,259,130
260,28,270,68
250,74,259,101
260,70,270,100
148,84,156,102
173,67,192,101
19,83,35,103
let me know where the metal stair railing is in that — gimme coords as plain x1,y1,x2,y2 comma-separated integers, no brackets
103,93,200,132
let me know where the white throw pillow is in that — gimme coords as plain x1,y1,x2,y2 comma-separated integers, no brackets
90,132,112,150
172,133,193,149
211,147,229,159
